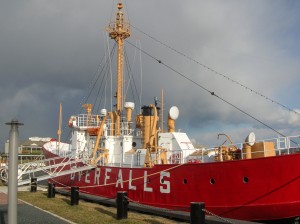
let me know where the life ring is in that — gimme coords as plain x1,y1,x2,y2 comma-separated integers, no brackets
187,158,200,163
68,116,76,127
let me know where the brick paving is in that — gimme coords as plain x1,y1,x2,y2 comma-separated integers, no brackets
0,192,24,205
0,192,7,205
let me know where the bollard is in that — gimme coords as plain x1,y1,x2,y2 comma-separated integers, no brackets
47,183,55,198
70,186,79,205
116,191,128,220
30,177,37,192
190,202,205,224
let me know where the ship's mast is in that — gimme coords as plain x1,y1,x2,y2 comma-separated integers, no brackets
107,0,130,136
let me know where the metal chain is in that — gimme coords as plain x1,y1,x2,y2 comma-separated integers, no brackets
203,208,234,224
124,195,184,214
125,195,234,223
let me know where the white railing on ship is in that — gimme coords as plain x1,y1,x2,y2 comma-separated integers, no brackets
18,155,44,164
198,135,300,162
46,141,72,158
105,117,135,136
76,114,102,127
76,114,136,136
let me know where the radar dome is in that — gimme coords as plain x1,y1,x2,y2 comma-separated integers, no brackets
169,106,179,120
245,132,255,146
100,109,107,116
124,102,135,109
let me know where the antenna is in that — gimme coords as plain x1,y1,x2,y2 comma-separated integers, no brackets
161,89,164,132
57,102,62,150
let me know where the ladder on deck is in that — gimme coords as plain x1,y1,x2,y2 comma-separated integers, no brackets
0,156,96,186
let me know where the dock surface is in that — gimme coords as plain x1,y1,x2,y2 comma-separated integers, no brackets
0,185,261,224
0,186,72,224
57,188,261,224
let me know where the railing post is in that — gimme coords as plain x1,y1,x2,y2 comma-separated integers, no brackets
47,183,55,198
70,186,79,205
190,202,205,224
30,177,37,192
116,191,128,220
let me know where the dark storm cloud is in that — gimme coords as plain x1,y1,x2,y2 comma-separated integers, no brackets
1,0,300,150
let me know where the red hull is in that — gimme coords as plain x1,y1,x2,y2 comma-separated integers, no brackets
43,148,300,221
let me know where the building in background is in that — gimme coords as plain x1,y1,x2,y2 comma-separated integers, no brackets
19,137,53,155
1,137,54,164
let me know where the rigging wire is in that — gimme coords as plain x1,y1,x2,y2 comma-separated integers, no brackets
84,43,117,111
94,44,117,113
62,43,117,143
123,0,130,27
106,32,114,112
93,59,110,113
139,40,143,113
62,54,106,142
104,34,108,108
109,0,116,24
125,40,290,139
92,36,112,112
124,39,137,98
124,46,140,115
131,25,300,116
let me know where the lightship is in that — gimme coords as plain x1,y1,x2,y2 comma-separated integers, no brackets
43,1,300,222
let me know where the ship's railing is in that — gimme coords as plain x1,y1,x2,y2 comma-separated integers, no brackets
44,141,72,158
197,134,300,162
75,114,137,136
76,114,103,128
107,21,130,38
105,117,136,136
170,150,189,164
239,135,300,157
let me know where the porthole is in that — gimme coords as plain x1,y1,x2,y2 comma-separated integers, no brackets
243,177,249,183
210,178,215,185
183,179,188,184
132,142,137,147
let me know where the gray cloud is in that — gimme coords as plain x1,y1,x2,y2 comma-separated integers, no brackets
1,0,300,150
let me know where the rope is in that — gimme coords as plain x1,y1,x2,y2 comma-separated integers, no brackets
53,163,184,190
125,195,233,223
62,43,116,143
124,46,140,113
203,208,234,223
124,195,186,213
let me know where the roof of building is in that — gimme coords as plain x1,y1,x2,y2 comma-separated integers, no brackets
19,137,53,147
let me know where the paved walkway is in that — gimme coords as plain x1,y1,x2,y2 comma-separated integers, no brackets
0,186,73,224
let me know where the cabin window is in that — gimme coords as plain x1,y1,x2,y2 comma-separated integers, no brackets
210,179,215,185
132,142,136,147
243,177,249,183
183,179,187,184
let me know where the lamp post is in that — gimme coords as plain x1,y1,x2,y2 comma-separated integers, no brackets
6,119,23,224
